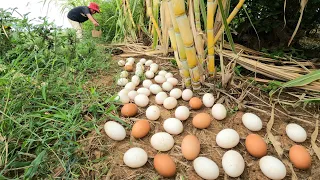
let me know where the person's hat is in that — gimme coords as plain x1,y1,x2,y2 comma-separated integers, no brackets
88,2,100,13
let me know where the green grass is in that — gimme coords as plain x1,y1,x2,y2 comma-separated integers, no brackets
0,8,119,179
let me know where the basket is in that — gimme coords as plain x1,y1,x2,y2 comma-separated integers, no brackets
91,27,102,38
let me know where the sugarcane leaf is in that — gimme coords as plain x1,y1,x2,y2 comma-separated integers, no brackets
217,0,235,53
282,70,320,88
199,0,207,30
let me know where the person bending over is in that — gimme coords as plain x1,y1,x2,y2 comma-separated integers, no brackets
67,2,100,39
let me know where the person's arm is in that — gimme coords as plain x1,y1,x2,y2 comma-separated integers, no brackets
87,14,99,26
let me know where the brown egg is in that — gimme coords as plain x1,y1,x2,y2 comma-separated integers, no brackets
189,97,202,109
289,145,311,169
192,113,211,129
181,135,200,160
131,120,150,138
154,154,176,177
121,103,138,117
124,65,133,72
245,134,267,158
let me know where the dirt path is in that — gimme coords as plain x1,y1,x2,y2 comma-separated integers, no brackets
80,54,320,180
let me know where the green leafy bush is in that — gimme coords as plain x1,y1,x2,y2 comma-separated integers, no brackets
0,8,115,179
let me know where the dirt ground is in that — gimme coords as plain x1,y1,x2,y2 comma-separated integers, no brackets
80,55,320,180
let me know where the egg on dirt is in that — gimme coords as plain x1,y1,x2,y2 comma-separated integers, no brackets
163,118,183,135
146,105,161,120
154,75,167,84
143,79,153,88
242,113,263,131
123,147,148,168
163,97,178,109
166,77,178,86
153,154,176,178
131,120,150,138
121,103,138,117
170,88,182,99
134,94,149,107
182,89,193,101
181,135,200,160
104,121,126,141
117,78,128,86
149,84,163,94
150,132,174,151
211,103,227,120
162,82,173,91
175,106,190,121
202,93,214,107
155,92,168,105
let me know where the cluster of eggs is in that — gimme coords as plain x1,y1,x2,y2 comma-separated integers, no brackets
106,57,312,179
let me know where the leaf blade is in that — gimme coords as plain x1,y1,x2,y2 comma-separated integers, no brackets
282,70,320,88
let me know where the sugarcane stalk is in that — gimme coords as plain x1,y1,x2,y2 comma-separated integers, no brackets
173,0,201,90
169,0,192,88
146,0,163,46
207,0,218,76
125,0,136,28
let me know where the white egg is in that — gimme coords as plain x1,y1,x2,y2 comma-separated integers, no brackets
146,105,160,120
140,58,146,64
134,94,149,107
131,75,140,86
163,118,183,135
211,103,227,120
135,70,143,76
118,60,125,66
150,63,158,69
136,63,144,71
150,66,158,73
117,78,128,86
222,150,245,177
123,147,148,168
119,94,130,104
286,123,307,142
125,62,133,66
155,92,168,105
137,88,151,96
193,157,219,180
120,71,129,78
150,132,174,151
203,93,215,107
154,75,166,84
170,88,182,99
145,71,154,79
162,82,173,91
216,129,239,149
126,57,135,62
145,60,153,66
118,89,129,96
128,90,138,100
175,106,190,121
259,156,286,180
104,121,126,141
182,89,193,101
149,84,163,94
125,82,136,91
158,70,167,76
143,79,153,88
127,59,135,64
166,77,178,86
242,113,263,131
163,97,178,109
165,72,173,78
